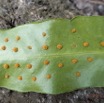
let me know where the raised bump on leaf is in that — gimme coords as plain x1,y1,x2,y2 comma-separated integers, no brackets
46,74,51,79
100,41,104,47
1,46,6,50
3,64,9,69
71,59,78,64
58,63,64,68
14,63,20,68
5,74,10,79
71,28,76,33
42,32,46,37
83,42,89,47
12,47,18,52
57,44,63,49
27,46,32,49
42,45,48,50
76,72,81,77
26,64,32,69
44,60,50,65
32,77,37,81
4,38,9,42
18,76,22,80
87,57,93,62
16,36,21,41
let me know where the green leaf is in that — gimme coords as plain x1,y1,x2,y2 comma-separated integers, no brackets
0,16,104,94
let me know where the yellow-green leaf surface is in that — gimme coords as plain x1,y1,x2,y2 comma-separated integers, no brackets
0,16,104,94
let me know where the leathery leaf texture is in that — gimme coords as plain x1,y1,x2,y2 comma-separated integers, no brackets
0,16,104,94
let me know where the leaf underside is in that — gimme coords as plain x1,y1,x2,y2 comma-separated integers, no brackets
0,16,104,94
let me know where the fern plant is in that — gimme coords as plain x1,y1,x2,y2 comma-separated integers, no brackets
0,16,104,94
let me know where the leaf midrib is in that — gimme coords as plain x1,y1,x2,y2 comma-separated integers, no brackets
32,51,104,58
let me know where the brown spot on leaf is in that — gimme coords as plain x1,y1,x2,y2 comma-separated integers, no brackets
46,74,51,79
1,46,6,50
14,63,20,68
44,60,50,65
42,45,48,50
87,57,93,62
18,76,22,80
3,64,9,69
42,32,46,37
71,59,78,64
4,38,9,42
27,46,32,49
57,44,63,49
26,64,32,69
76,72,81,77
5,74,10,79
83,42,89,47
32,77,37,81
100,41,104,47
58,63,63,68
12,47,18,52
71,28,76,33
16,36,21,41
